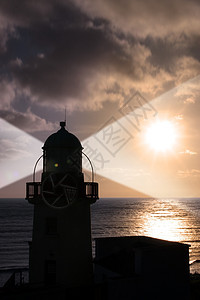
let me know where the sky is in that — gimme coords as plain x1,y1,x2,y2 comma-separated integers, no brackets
0,0,200,198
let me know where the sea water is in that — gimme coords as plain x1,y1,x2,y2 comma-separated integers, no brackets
0,197,200,286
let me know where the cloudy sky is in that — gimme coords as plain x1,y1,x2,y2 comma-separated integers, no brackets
0,0,200,198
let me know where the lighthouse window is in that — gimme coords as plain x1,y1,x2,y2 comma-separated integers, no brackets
46,218,57,235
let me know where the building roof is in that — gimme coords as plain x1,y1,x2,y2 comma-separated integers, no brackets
43,122,82,150
95,236,190,260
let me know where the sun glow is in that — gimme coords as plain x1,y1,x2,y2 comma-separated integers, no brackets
145,120,177,152
144,217,183,241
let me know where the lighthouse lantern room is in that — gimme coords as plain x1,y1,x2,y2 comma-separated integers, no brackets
26,121,98,287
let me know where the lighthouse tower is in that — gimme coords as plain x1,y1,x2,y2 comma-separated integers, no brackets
26,122,98,287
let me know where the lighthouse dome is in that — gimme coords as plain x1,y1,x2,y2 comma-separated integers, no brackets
43,122,82,150
42,122,82,175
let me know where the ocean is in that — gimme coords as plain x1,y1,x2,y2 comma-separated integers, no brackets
0,197,200,286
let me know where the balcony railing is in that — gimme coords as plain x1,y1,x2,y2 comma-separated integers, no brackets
26,181,98,203
26,182,41,200
84,182,99,201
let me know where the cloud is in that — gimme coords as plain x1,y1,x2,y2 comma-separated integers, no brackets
177,169,200,178
0,11,17,53
0,0,199,116
75,0,200,37
174,56,200,84
174,75,200,105
179,149,197,155
0,79,16,109
0,1,55,28
184,97,196,104
174,114,183,120
10,19,156,110
1,0,200,38
10,57,23,67
0,109,57,133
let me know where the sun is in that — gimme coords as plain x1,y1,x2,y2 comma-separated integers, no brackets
144,120,177,152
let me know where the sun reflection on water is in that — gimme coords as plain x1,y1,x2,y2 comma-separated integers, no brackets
135,199,190,243
143,216,184,241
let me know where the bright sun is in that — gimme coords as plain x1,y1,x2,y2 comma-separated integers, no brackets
145,120,177,152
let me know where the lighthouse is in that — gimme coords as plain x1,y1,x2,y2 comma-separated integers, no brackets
26,121,98,287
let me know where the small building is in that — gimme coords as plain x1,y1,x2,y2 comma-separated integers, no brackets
94,236,190,300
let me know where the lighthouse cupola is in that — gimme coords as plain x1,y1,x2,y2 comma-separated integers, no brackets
43,121,82,176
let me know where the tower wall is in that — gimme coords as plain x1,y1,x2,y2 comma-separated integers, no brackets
29,200,93,287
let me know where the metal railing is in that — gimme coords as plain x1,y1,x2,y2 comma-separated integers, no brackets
84,182,98,200
26,182,41,200
26,181,98,202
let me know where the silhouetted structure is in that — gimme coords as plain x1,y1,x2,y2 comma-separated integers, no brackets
26,121,98,287
94,236,190,300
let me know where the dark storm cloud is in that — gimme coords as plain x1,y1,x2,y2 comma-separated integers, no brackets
0,0,56,27
0,0,200,119
76,0,200,37
143,34,200,73
12,22,128,104
0,0,139,111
